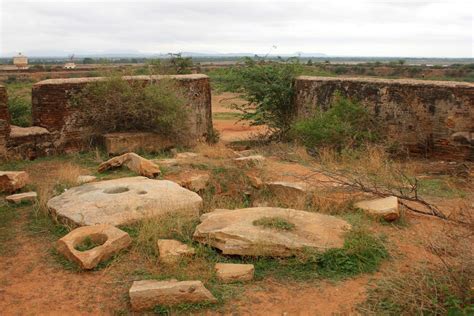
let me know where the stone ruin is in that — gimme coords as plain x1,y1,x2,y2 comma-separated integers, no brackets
0,74,472,160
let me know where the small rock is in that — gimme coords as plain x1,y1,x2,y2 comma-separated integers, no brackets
77,175,97,184
6,191,37,204
215,263,254,283
265,181,309,198
176,152,199,160
56,224,131,269
0,171,29,193
178,172,210,192
234,155,265,167
98,152,161,178
154,158,179,168
157,239,195,263
355,196,400,221
129,280,217,311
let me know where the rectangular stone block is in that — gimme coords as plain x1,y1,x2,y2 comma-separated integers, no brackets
103,132,173,155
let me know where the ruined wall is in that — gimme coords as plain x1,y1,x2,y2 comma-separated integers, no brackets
0,85,10,155
32,74,212,153
294,76,474,160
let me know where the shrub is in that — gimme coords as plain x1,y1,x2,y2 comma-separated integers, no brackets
8,95,32,127
223,57,303,136
290,95,379,150
70,75,189,142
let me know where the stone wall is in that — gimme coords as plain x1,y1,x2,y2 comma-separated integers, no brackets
32,74,212,153
0,85,10,156
294,76,474,160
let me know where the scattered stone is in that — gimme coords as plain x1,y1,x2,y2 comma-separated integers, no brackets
265,181,309,199
47,177,202,226
246,173,263,189
234,155,266,167
77,175,97,184
355,196,400,221
129,280,217,311
176,152,199,160
215,263,254,283
6,191,37,204
103,132,173,155
56,224,131,269
157,239,195,263
98,152,161,178
0,171,29,193
170,171,210,192
194,207,351,256
153,158,179,168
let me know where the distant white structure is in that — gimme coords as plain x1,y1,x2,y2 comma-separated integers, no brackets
13,53,28,69
64,62,76,69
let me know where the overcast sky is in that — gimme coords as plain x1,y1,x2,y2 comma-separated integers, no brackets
0,0,472,58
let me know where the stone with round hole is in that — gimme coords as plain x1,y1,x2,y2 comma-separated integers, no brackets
56,224,131,269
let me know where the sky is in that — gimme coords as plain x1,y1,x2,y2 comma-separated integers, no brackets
0,0,473,58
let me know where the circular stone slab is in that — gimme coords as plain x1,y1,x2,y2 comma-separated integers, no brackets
48,176,202,226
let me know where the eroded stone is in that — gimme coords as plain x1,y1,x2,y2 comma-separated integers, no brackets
157,239,195,263
98,152,161,178
215,263,254,283
56,224,131,269
0,171,29,193
194,207,351,256
6,191,37,204
129,280,217,311
47,177,202,226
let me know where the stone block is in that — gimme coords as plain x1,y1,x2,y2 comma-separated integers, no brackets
0,171,29,193
215,263,254,283
103,132,173,155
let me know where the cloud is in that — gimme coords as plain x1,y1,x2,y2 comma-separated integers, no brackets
0,0,472,57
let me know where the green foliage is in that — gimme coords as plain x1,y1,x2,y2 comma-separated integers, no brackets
70,75,189,142
291,95,379,149
222,58,303,135
253,216,296,231
8,95,32,126
167,53,193,74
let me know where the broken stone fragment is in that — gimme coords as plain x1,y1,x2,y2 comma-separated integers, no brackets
355,196,400,221
6,191,37,204
129,280,217,311
169,171,210,192
194,207,351,256
234,155,266,167
56,224,131,270
157,239,195,263
77,175,97,184
98,152,161,178
0,171,29,193
265,181,309,199
215,263,254,283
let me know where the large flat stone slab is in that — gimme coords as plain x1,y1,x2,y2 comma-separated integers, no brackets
56,224,131,269
129,280,217,311
193,207,351,256
47,176,202,226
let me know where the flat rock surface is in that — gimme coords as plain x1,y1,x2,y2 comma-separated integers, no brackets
48,177,202,226
129,280,217,311
193,207,351,256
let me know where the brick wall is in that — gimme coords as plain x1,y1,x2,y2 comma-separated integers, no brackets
32,74,212,152
0,85,10,155
294,76,474,160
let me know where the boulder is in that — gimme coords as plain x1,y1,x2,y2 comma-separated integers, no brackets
194,207,351,256
355,196,400,221
47,177,202,226
157,239,195,263
234,155,265,167
103,132,173,155
0,171,29,193
56,224,131,269
77,175,97,184
6,191,37,204
98,152,161,178
129,280,217,311
215,263,254,283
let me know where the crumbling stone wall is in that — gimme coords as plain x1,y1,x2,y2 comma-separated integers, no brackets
294,76,474,160
0,85,10,155
32,74,212,153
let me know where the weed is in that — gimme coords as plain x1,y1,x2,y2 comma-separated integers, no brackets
253,216,296,231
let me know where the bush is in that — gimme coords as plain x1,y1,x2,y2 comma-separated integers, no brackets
70,75,189,141
8,95,32,127
290,95,379,150
223,57,303,136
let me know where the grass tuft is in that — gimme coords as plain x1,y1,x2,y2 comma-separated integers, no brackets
253,216,296,231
